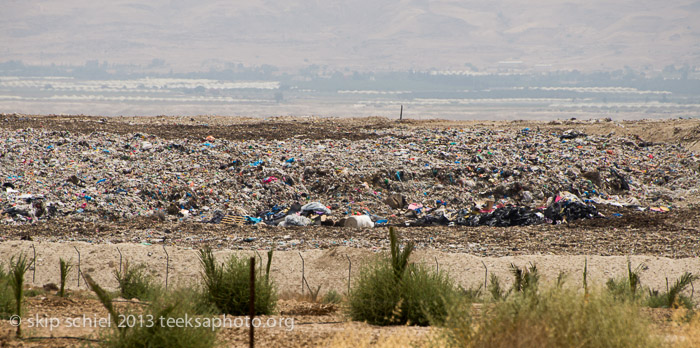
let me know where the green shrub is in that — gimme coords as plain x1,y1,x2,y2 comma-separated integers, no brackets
486,263,539,302
198,248,276,315
105,291,217,348
646,272,698,309
114,261,160,301
606,276,640,303
86,275,217,348
606,258,644,303
389,227,413,280
555,271,567,289
347,228,457,326
347,260,402,325
510,263,539,294
401,264,457,326
177,286,220,316
441,287,659,348
488,273,508,301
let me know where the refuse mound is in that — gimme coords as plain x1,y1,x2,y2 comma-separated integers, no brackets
2,117,698,228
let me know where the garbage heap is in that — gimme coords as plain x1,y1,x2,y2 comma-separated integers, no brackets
1,122,698,227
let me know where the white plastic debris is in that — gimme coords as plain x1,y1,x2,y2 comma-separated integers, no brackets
344,215,374,228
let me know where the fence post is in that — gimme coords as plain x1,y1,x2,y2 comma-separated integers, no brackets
163,245,169,290
31,244,36,284
255,250,263,269
249,257,256,348
265,250,273,280
346,255,351,294
298,252,305,295
74,246,81,288
117,247,123,274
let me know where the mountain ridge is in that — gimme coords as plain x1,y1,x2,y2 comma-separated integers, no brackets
2,0,698,72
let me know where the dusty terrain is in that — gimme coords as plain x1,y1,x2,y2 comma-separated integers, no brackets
1,114,700,346
2,114,700,150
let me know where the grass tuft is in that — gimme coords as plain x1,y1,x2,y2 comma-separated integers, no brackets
606,258,645,303
59,257,73,297
510,263,539,294
9,253,31,337
488,273,508,301
646,272,698,309
389,227,413,280
322,289,343,304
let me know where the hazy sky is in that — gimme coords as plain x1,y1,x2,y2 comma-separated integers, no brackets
2,0,699,71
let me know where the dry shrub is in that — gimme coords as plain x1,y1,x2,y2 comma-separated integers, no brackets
440,287,660,348
672,309,700,348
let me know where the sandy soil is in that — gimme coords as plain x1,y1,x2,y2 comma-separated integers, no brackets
2,241,699,301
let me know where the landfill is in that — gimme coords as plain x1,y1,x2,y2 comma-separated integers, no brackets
2,115,700,230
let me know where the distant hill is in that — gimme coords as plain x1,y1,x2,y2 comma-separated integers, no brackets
2,0,699,72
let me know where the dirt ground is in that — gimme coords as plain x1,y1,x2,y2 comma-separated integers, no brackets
2,113,700,150
0,290,430,348
2,114,700,347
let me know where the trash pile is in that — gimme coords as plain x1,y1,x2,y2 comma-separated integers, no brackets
2,121,699,227
404,193,599,227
